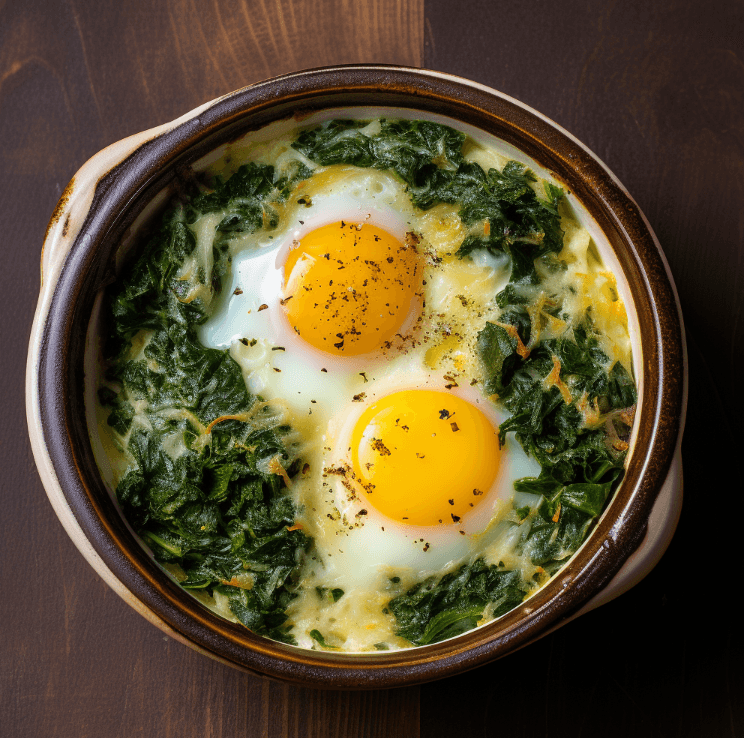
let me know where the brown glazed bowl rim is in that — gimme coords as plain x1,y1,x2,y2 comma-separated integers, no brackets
35,65,685,688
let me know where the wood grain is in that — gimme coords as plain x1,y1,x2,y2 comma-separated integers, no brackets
0,1,422,736
424,1,743,736
2,0,743,735
0,0,422,148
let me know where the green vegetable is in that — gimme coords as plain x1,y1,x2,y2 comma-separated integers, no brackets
294,120,565,284
388,561,526,646
309,629,330,647
293,119,465,207
184,160,312,232
389,278,635,643
98,118,637,650
100,164,312,644
293,119,635,644
482,317,636,471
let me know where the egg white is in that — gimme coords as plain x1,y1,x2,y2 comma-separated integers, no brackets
192,161,548,650
308,368,542,580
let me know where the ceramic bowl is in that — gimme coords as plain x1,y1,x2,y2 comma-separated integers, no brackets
26,65,686,688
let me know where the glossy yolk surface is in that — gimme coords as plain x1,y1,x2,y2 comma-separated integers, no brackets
350,390,501,527
282,221,421,356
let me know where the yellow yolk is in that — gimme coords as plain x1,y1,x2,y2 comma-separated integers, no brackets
350,390,501,527
282,221,421,356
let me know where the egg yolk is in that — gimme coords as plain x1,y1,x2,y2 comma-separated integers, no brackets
282,221,421,356
350,390,501,527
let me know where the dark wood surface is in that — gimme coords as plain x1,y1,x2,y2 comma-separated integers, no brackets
1,0,741,735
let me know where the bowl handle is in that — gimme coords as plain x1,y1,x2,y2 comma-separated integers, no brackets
580,449,683,614
38,89,226,295
40,127,170,296
27,122,182,612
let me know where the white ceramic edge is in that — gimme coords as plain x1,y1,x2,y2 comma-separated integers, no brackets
25,67,687,661
575,194,689,613
25,99,237,667
418,68,689,611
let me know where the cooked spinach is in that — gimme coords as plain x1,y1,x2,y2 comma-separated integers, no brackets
389,312,635,645
389,561,526,645
390,313,634,644
293,119,465,204
100,163,313,644
183,160,312,235
293,119,565,284
293,119,636,645
99,119,637,649
309,629,330,648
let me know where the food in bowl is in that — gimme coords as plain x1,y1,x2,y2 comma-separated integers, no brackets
92,117,637,652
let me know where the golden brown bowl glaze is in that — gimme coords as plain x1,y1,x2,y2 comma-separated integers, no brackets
28,65,685,688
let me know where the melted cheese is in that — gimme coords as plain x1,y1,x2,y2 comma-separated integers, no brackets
94,122,635,653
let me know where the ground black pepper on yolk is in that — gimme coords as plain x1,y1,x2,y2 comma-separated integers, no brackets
281,221,422,356
350,390,501,527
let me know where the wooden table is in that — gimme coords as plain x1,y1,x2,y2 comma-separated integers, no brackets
1,1,741,735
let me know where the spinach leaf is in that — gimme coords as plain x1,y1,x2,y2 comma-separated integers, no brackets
293,119,564,265
388,560,526,645
477,314,634,485
101,162,312,644
100,118,637,651
607,361,637,409
476,322,520,395
293,119,636,645
310,629,330,648
184,161,311,227
293,119,465,197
